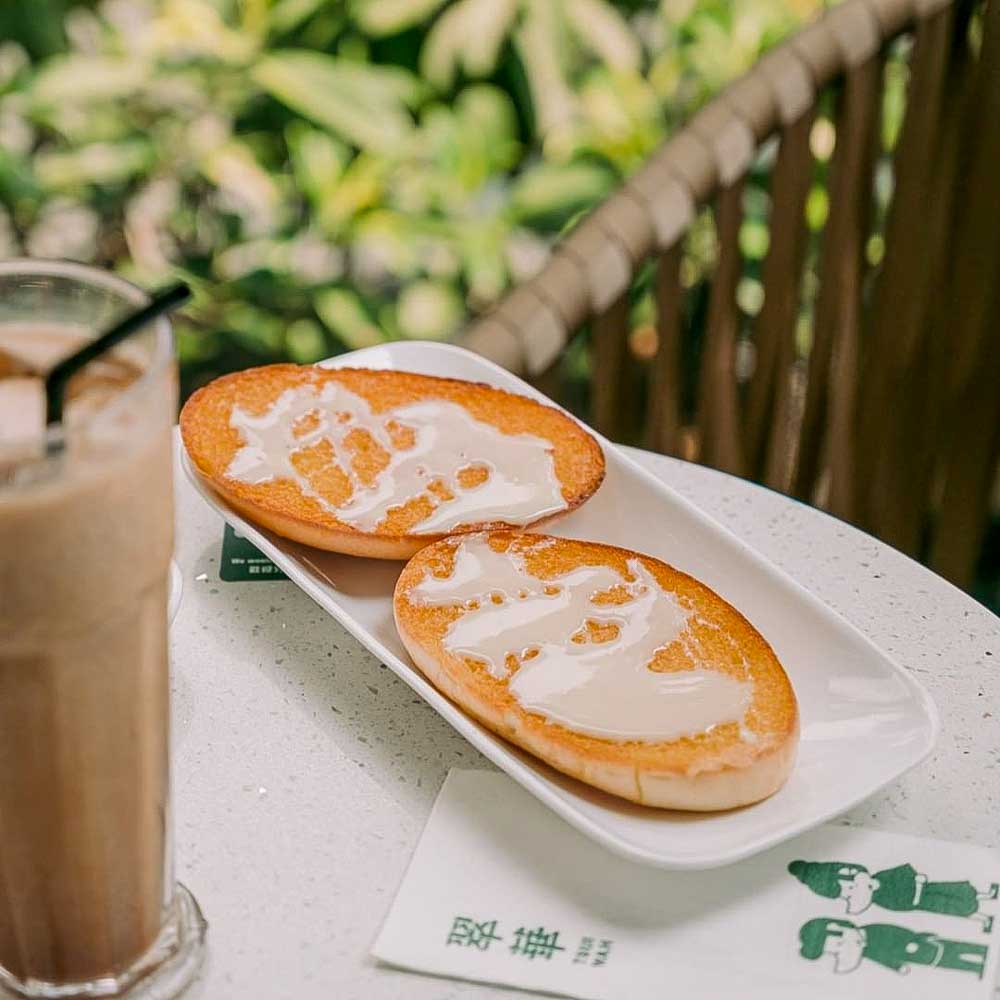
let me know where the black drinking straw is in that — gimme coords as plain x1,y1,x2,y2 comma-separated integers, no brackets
45,282,191,426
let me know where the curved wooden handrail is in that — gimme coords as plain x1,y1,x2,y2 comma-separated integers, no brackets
463,0,918,375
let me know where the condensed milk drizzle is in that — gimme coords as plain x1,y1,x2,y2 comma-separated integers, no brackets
225,381,567,533
411,536,753,742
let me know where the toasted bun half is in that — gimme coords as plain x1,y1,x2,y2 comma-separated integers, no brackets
180,365,604,559
394,532,798,810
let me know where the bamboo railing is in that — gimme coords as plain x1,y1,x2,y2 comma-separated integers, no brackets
461,0,1000,590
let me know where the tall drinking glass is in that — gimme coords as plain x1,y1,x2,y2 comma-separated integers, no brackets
0,260,206,998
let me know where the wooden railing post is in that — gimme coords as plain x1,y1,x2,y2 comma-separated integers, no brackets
695,178,747,476
747,110,815,486
929,0,1000,586
791,5,883,506
590,293,632,439
647,244,685,455
855,3,960,551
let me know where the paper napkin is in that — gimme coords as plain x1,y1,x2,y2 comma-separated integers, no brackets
373,770,1000,999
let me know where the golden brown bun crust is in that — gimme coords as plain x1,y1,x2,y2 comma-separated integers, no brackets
180,365,605,560
394,532,799,810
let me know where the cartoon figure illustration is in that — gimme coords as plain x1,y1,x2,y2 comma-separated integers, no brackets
788,860,998,930
799,918,989,978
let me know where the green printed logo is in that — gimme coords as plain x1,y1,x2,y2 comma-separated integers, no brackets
788,860,998,930
573,936,613,967
446,917,502,951
799,918,989,978
510,927,564,960
444,916,611,967
220,525,287,582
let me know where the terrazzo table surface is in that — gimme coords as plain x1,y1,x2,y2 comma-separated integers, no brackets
171,434,999,1000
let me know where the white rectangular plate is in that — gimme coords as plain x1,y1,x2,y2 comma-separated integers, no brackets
182,341,938,869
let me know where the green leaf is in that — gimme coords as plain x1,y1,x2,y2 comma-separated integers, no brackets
576,68,664,170
269,0,328,34
31,55,146,105
420,0,517,90
253,51,420,152
881,57,908,152
350,209,424,279
866,233,885,268
147,0,259,63
223,304,285,355
0,147,41,204
459,221,509,304
738,219,769,259
455,85,521,171
0,42,29,93
329,59,427,110
508,162,616,226
34,140,153,190
213,239,276,281
563,0,642,73
514,0,576,140
175,324,222,365
314,287,384,349
736,276,764,315
410,87,521,197
317,153,384,233
199,140,282,231
376,301,402,340
285,122,349,207
396,280,464,340
285,317,329,363
352,0,448,37
806,184,828,231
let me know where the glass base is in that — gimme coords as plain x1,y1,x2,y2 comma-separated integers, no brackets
0,884,206,999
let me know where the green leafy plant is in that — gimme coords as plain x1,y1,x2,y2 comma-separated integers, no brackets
0,0,822,399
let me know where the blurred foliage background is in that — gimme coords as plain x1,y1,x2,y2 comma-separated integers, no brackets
0,0,827,401
3,0,997,605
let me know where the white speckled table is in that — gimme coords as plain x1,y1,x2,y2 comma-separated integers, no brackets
171,435,999,1000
